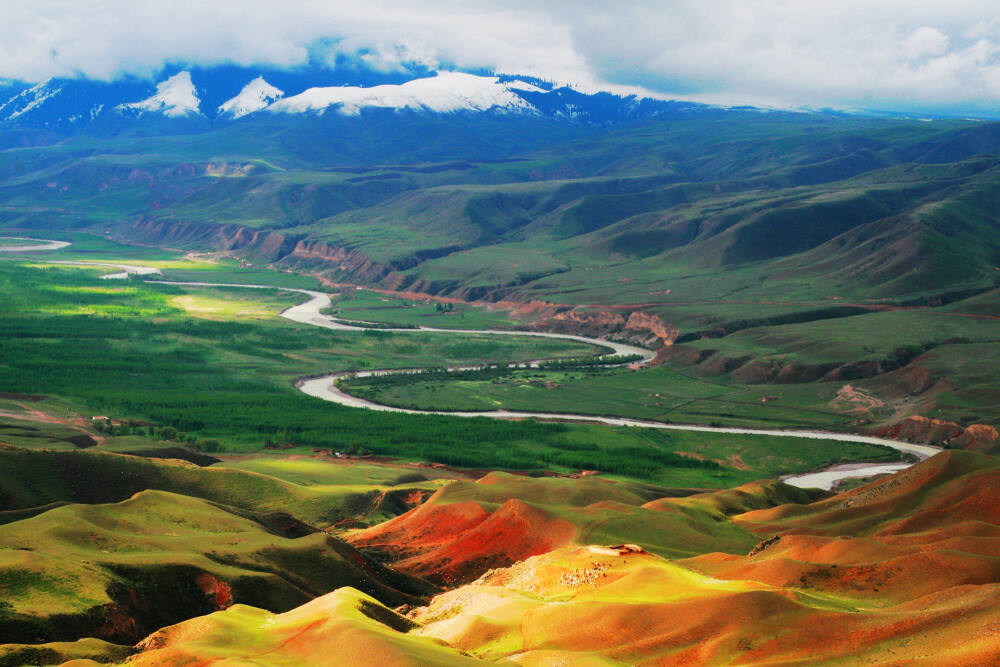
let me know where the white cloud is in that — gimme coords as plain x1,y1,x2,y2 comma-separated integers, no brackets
903,27,950,59
0,1,997,114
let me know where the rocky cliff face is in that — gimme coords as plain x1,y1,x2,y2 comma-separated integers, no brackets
275,239,395,283
536,308,679,350
465,299,677,350
122,217,292,262
120,217,397,283
876,416,999,452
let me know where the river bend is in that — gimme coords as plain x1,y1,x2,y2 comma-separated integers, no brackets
156,280,939,490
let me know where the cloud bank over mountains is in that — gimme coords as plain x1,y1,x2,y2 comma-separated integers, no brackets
2,1,998,115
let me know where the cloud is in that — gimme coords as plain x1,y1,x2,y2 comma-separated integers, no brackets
903,27,949,59
0,1,998,114
557,0,1000,113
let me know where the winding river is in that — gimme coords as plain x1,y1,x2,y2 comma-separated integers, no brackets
43,260,163,280
2,237,942,490
153,281,942,489
0,237,70,252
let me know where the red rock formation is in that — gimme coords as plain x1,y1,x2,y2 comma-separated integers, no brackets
196,573,234,610
877,416,999,451
534,307,678,349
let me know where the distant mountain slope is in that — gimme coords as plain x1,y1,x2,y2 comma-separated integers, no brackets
0,64,692,132
118,71,202,118
218,76,284,118
1,72,998,311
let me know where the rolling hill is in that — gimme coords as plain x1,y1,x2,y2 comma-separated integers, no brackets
0,489,433,645
347,472,824,586
74,450,1000,666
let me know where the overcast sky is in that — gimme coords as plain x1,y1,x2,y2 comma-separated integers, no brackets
2,1,999,114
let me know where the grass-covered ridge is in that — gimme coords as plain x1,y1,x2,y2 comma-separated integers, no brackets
0,488,434,644
57,451,1000,666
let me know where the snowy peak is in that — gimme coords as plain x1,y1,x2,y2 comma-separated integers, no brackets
267,72,543,116
0,65,690,132
0,80,62,121
218,76,284,118
119,71,201,118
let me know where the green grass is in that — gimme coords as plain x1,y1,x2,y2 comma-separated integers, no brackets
0,638,132,667
156,263,325,289
216,458,464,487
655,306,1000,428
3,230,325,288
910,342,1000,426
0,260,901,487
678,309,1000,366
0,446,394,526
0,416,95,450
328,288,519,329
399,243,570,288
0,489,433,644
339,364,854,430
13,232,178,261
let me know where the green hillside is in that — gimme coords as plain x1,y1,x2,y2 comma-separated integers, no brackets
3,110,1000,437
4,113,998,311
0,489,434,644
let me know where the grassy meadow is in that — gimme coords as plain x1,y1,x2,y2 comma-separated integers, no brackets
328,288,519,330
339,364,854,430
341,308,1000,430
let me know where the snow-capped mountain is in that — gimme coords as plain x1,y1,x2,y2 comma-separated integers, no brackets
0,64,702,133
218,76,284,118
268,71,541,116
118,71,201,118
0,77,151,130
0,80,63,120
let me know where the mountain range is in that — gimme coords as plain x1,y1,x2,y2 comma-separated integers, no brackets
0,65,700,133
